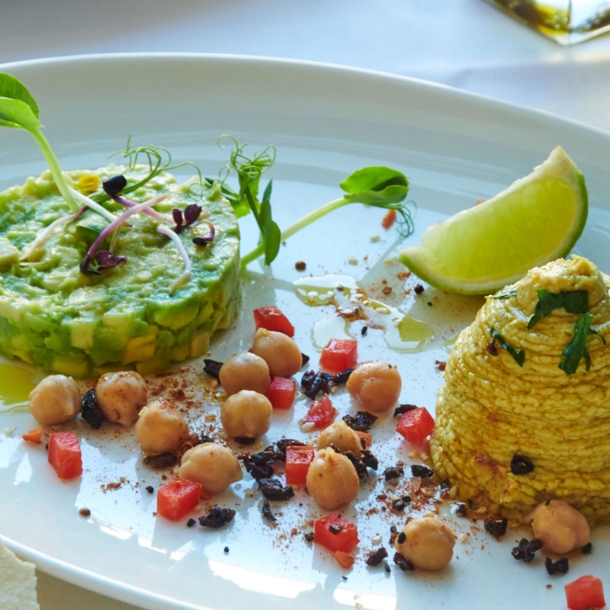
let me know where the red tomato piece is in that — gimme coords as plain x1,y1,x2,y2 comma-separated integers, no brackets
314,513,359,553
397,407,435,444
253,305,295,337
267,377,296,410
303,395,337,430
285,445,314,485
565,575,606,610
319,339,358,374
48,431,82,480
157,478,202,522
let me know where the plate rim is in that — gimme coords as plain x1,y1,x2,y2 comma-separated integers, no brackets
1,52,610,610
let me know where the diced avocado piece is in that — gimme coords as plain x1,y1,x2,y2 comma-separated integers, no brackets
72,209,109,245
0,237,19,268
124,334,157,364
153,299,199,331
91,330,129,365
190,332,210,358
171,346,189,361
68,318,95,350
136,356,168,377
0,299,20,324
52,358,88,377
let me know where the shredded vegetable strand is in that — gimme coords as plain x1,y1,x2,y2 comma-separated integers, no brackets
20,206,87,261
157,224,191,294
111,194,172,223
85,194,169,261
68,187,118,223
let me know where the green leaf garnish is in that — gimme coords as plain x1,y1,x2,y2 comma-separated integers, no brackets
528,289,589,329
490,327,525,367
240,161,413,266
558,313,606,374
0,72,78,212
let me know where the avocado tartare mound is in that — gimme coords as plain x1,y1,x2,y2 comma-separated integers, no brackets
0,167,240,378
431,256,610,525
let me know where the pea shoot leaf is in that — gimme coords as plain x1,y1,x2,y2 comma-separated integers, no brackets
259,180,281,265
340,166,409,205
528,289,589,329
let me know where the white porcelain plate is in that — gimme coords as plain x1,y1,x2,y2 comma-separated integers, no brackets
1,54,610,610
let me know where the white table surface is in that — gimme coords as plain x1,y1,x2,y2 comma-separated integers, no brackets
1,0,610,608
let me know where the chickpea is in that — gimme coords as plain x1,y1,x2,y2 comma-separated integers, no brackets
179,443,243,495
250,328,302,378
306,447,359,509
96,371,148,427
220,390,272,440
318,420,363,454
134,398,189,455
219,352,271,396
28,375,81,425
527,500,590,554
346,362,401,412
394,516,456,571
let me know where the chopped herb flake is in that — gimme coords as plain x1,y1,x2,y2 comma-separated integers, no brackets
559,313,606,375
490,327,525,367
528,289,589,329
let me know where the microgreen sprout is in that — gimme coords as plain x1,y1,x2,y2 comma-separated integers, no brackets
192,220,215,247
20,206,88,262
172,204,202,233
213,138,415,268
80,195,169,275
157,224,191,294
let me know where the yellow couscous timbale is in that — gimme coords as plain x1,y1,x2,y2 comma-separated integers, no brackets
430,256,610,524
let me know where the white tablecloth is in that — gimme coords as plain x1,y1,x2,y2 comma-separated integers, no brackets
2,0,610,607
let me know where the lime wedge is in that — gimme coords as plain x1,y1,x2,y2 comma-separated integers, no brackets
399,147,588,295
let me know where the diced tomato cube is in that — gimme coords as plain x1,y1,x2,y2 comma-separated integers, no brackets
303,395,337,430
157,478,202,521
565,575,606,610
285,445,314,485
48,431,82,480
22,428,43,444
253,306,295,337
314,513,359,553
319,339,357,374
397,407,435,444
267,377,296,410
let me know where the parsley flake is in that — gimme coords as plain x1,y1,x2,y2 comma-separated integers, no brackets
559,313,606,375
528,289,589,329
490,328,525,367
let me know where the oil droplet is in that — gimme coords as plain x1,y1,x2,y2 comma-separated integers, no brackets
377,308,434,352
293,275,361,305
312,315,354,349
444,333,460,352
0,363,39,413
294,274,435,354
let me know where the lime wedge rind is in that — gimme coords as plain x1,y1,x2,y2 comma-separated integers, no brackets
399,147,588,295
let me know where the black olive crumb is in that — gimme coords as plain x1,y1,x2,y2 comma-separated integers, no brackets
224,546,229,553
304,532,315,543
393,404,418,417
361,325,368,336
295,261,306,271
384,562,391,573
301,353,310,366
545,557,569,576
342,575,348,581
455,503,467,517
366,547,388,566
390,525,397,533
511,538,543,562
329,524,343,535
392,499,405,512
383,466,404,481
435,360,446,371
203,358,223,379
411,464,435,478
262,499,277,523
199,507,236,529
393,552,414,571
145,485,154,494
414,284,424,294
343,411,377,432
484,517,508,538
397,532,406,545
511,454,534,475
143,453,177,470
79,508,91,518
427,301,433,307
187,518,196,528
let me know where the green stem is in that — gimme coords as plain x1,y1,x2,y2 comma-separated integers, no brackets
28,128,79,213
240,196,347,267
